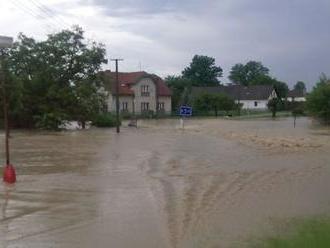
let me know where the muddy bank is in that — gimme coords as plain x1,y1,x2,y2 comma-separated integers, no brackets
0,117,329,247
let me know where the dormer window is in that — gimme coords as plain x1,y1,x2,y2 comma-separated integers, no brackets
141,85,150,97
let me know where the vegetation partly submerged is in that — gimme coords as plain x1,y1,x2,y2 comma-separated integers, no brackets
248,217,330,248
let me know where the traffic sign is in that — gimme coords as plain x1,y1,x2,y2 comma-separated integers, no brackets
179,106,192,116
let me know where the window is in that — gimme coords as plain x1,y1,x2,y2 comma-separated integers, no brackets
121,102,128,112
141,85,150,96
254,101,258,107
158,102,165,111
141,102,149,111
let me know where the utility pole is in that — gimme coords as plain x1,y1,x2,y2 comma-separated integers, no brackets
0,35,16,184
110,59,123,133
1,70,9,165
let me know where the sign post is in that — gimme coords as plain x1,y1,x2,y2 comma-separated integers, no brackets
0,35,16,184
179,106,192,129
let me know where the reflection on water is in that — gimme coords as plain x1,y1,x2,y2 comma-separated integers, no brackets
0,117,329,248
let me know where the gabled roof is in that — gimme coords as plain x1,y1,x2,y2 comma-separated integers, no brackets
101,70,171,96
287,89,306,98
191,85,275,100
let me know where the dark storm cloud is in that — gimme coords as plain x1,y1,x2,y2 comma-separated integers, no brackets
84,0,330,88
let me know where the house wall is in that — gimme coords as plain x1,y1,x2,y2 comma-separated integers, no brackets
107,94,114,112
119,96,134,112
106,76,172,115
237,90,277,110
238,100,268,110
158,96,172,114
287,97,306,102
108,95,134,112
131,78,157,113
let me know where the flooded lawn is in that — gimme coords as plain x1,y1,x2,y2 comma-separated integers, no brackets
0,117,329,247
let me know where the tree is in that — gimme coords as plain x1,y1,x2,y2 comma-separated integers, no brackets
294,81,306,92
272,79,289,99
165,76,192,112
267,98,281,118
182,55,223,86
5,26,107,129
193,93,236,116
306,74,330,123
229,61,270,86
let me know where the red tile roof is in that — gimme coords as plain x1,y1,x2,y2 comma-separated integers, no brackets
102,70,171,96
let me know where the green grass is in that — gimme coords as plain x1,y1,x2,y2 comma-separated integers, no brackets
250,218,330,248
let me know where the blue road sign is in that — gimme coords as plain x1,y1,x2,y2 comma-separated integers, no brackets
179,106,192,117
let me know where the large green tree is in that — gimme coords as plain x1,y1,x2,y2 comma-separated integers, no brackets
307,74,330,123
294,81,306,92
5,26,107,129
182,55,223,86
228,60,288,98
229,61,270,86
165,75,192,111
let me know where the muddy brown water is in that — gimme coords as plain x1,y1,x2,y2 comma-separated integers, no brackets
0,117,329,248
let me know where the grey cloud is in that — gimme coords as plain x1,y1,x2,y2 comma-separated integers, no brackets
81,0,330,88
83,0,207,17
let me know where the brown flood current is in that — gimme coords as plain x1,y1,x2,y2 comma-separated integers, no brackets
0,117,329,248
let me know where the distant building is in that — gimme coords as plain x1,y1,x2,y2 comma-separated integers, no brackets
286,89,306,102
100,70,172,114
191,85,277,110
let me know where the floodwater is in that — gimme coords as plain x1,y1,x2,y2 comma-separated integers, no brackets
0,117,329,248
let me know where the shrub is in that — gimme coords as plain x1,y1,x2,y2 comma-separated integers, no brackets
92,113,120,127
34,112,66,130
307,81,330,123
267,98,281,118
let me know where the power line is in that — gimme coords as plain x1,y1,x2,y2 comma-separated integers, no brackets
9,0,106,47
8,0,52,33
9,0,64,32
29,0,72,28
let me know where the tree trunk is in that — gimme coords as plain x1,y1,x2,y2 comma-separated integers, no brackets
272,109,276,118
81,121,86,129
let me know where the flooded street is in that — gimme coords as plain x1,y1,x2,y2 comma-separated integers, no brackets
0,117,330,248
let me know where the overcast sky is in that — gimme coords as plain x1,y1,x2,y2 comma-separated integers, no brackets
1,0,329,89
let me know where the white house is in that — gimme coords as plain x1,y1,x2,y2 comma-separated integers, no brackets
286,89,306,102
100,71,172,114
191,85,277,110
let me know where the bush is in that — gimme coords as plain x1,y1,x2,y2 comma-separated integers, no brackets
307,82,330,123
140,110,155,118
193,93,236,116
92,113,120,127
34,112,66,130
267,98,281,118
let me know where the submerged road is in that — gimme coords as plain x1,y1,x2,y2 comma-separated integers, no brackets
0,118,330,247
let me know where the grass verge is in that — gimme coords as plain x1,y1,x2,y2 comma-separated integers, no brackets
249,217,330,248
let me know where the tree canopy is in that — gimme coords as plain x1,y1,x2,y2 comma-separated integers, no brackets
306,74,330,123
228,61,270,86
182,55,223,86
228,60,289,98
2,26,107,129
193,93,236,116
165,76,192,111
294,81,306,92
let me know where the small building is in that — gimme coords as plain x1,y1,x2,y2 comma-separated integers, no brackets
286,89,306,102
191,85,277,110
100,70,172,114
